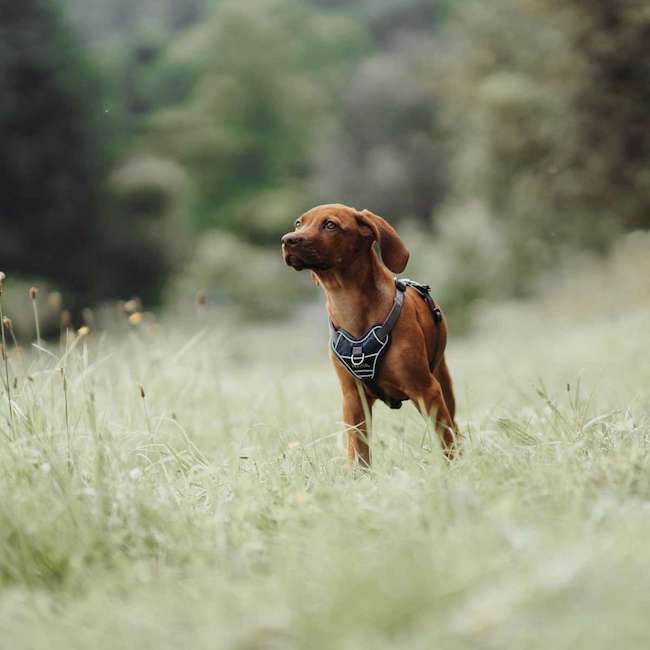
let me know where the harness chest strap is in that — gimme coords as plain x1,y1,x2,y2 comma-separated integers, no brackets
330,278,443,409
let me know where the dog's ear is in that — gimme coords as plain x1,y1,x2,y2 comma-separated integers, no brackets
355,209,410,273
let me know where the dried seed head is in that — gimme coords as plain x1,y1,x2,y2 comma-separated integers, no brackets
196,290,207,307
61,309,72,328
77,326,90,337
2,317,12,331
139,384,146,399
29,286,38,300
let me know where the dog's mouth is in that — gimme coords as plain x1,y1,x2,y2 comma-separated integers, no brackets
283,249,332,272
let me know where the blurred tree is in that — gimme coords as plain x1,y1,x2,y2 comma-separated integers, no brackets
311,34,449,224
0,0,111,308
445,0,650,281
148,0,365,243
64,0,210,40
62,0,206,141
309,0,454,46
306,1,455,225
0,0,181,311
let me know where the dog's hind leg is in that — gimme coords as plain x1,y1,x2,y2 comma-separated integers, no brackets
434,355,457,426
414,378,457,460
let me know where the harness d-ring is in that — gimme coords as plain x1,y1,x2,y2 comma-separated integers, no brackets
351,346,365,367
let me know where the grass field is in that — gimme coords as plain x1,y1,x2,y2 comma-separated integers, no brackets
1,296,649,649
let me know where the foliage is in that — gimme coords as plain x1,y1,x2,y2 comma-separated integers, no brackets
173,229,311,318
444,0,650,283
147,0,365,241
64,0,210,40
0,0,111,309
308,0,454,46
402,203,515,330
0,0,184,311
310,33,449,223
146,0,456,237
4,0,650,314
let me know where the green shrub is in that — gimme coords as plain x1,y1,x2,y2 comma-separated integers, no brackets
172,230,312,319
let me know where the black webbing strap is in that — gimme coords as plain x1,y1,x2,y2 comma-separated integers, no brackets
421,291,442,371
396,279,442,370
376,284,404,338
366,283,406,409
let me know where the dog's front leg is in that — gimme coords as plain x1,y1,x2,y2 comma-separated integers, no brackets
341,381,375,467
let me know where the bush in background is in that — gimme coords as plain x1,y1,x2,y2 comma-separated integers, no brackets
172,230,312,319
0,0,184,315
444,0,650,287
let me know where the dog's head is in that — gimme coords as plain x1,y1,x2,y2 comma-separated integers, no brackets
281,204,409,274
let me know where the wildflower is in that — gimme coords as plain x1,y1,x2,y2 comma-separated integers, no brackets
77,326,90,337
128,312,143,325
29,286,41,344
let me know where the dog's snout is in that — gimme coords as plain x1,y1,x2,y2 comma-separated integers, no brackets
282,233,304,248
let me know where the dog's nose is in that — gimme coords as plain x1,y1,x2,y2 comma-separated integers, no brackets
282,233,304,248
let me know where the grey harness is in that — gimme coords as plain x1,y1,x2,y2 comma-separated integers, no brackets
329,278,442,409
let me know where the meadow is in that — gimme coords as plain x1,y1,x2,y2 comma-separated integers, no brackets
1,289,649,650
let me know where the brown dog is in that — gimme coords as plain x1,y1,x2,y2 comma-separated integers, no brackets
282,204,457,465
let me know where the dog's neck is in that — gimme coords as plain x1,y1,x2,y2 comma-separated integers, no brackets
315,250,395,338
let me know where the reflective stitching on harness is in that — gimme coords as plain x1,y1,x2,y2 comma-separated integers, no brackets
330,325,390,380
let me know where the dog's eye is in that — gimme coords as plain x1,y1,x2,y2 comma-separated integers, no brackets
323,220,337,230
295,220,301,229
